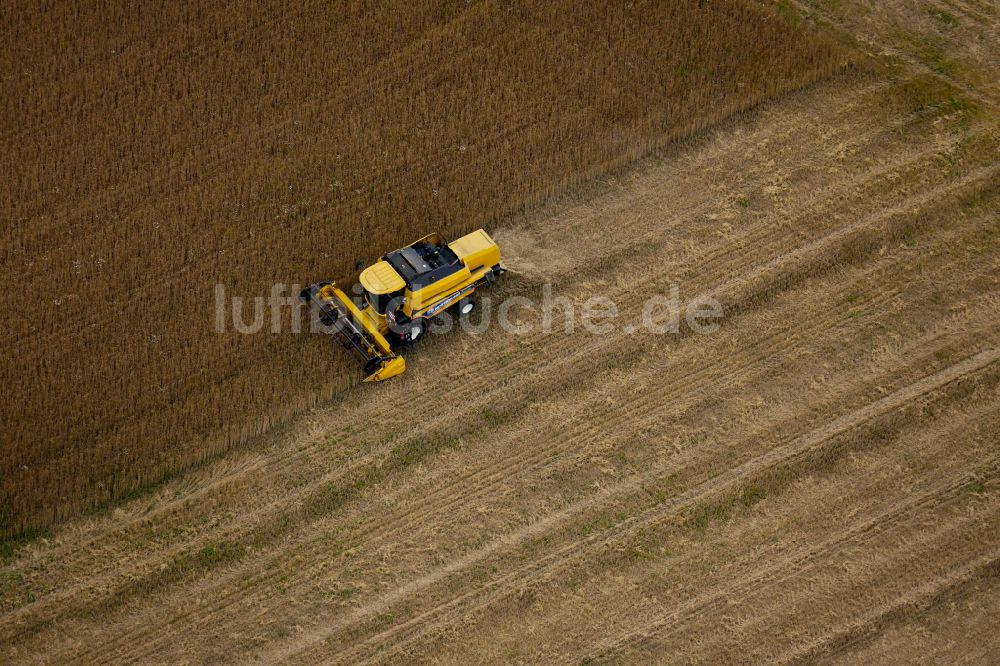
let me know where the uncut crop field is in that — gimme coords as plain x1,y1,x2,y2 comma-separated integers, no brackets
0,0,844,536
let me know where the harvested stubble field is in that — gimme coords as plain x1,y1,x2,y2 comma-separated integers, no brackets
3,0,1000,664
0,0,844,536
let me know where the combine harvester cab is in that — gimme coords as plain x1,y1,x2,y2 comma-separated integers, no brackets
300,229,505,382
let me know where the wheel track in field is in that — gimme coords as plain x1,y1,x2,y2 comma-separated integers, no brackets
929,0,1000,29
737,474,1000,666
61,228,909,662
308,339,1000,665
60,163,992,660
778,555,1000,664
517,110,952,291
99,278,1000,660
509,138,984,343
779,0,998,108
780,553,1000,665
269,348,1000,664
1,116,984,640
0,76,917,592
50,136,977,650
569,447,1000,663
27,179,1000,656
300,350,1000,656
563,400,1000,662
563,399,1000,664
80,272,909,662
398,393,1000,662
502,79,907,265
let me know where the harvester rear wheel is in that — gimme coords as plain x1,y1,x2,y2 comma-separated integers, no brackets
457,297,476,315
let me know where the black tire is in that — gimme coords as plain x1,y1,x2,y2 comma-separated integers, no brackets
408,319,427,343
456,297,476,316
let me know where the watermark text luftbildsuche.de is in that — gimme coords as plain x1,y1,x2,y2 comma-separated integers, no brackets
214,282,723,338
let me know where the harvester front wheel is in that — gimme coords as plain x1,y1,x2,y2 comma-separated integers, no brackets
408,319,427,344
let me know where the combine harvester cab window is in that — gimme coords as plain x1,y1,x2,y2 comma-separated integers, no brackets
366,290,401,315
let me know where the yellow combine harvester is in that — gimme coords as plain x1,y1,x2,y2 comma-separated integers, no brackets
300,229,505,382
